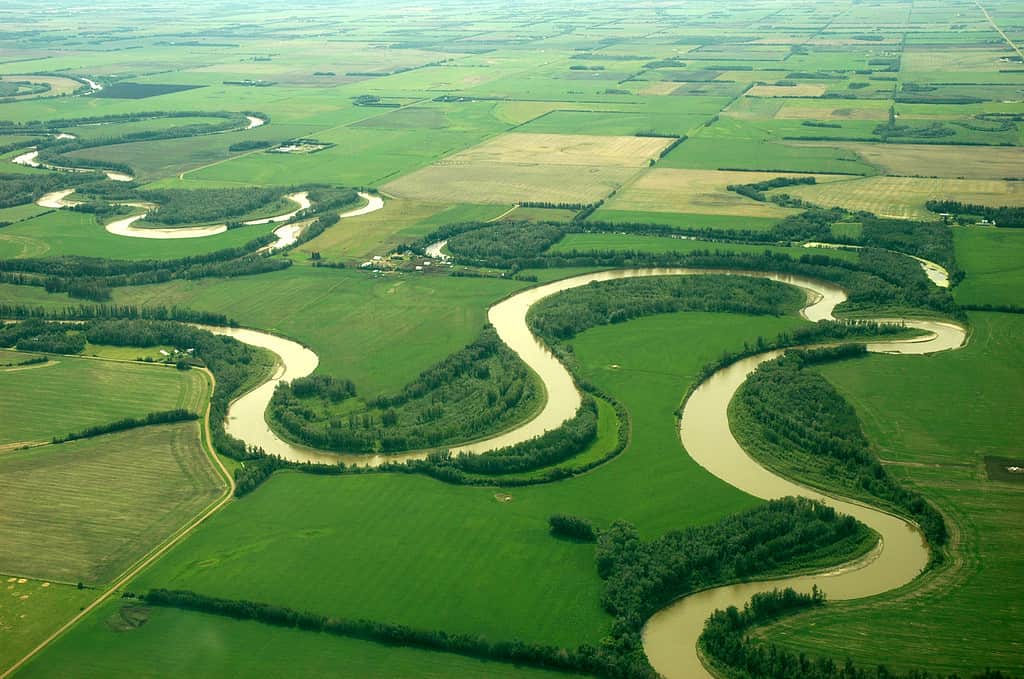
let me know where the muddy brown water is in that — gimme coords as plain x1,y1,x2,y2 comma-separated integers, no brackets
203,268,965,676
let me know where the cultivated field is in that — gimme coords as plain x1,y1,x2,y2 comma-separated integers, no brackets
0,422,223,585
791,142,1024,180
746,84,827,98
0,354,206,447
603,168,841,217
384,133,671,205
776,176,1024,219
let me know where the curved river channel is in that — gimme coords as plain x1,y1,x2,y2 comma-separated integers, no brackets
204,267,966,677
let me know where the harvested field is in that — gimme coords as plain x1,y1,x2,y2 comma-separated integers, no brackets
790,142,1024,180
603,168,842,217
776,176,1024,220
384,133,670,205
385,163,636,205
639,81,684,96
775,104,889,121
0,422,223,585
435,133,672,168
747,84,827,97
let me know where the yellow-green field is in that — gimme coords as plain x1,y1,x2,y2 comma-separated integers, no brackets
776,176,1024,219
791,142,1024,179
383,133,672,205
603,168,842,217
0,353,207,447
0,422,223,585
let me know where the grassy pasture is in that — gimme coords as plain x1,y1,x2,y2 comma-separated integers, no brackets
0,580,94,671
659,137,877,175
0,353,206,446
774,176,1024,220
756,313,1024,676
602,168,841,217
0,422,223,585
16,601,584,679
953,227,1024,307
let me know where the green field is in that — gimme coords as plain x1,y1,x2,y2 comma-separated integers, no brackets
0,422,223,585
15,601,585,679
754,312,1024,676
118,310,803,654
952,227,1024,308
0,353,206,446
0,581,94,671
0,209,282,261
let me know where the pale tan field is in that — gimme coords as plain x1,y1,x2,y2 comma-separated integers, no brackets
384,133,671,204
437,133,673,168
747,84,827,98
385,163,638,205
789,142,1024,179
603,168,843,217
639,81,684,96
775,176,1024,219
1,75,82,99
902,47,1017,72
775,103,889,120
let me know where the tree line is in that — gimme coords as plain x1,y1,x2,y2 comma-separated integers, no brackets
269,326,541,454
700,587,1013,679
527,275,803,341
140,588,625,678
727,176,816,202
733,347,948,551
926,200,1024,228
0,233,285,301
52,409,198,444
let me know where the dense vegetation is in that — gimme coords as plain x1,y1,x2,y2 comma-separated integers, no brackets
0,172,94,208
0,319,87,354
0,235,285,300
859,216,958,272
548,514,597,542
732,347,948,549
593,498,874,677
700,588,1012,679
446,222,566,262
269,326,540,453
926,200,1024,228
140,187,287,225
528,275,802,341
52,409,198,444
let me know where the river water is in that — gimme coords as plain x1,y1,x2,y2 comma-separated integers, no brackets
203,267,965,676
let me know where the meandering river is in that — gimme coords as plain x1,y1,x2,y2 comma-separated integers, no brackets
205,267,965,676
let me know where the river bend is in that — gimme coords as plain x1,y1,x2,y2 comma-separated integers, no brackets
204,267,965,677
